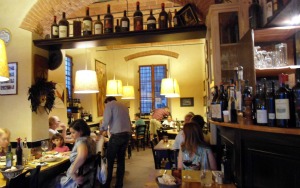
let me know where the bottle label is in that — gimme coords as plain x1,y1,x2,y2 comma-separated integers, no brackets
83,20,92,31
268,113,275,119
275,99,290,119
94,24,102,34
236,91,242,111
215,104,222,119
121,21,128,28
134,16,143,31
174,18,178,25
257,109,268,123
147,20,156,24
104,18,113,29
52,26,58,36
59,26,68,38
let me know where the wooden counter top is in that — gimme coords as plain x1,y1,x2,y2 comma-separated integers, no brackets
210,120,300,136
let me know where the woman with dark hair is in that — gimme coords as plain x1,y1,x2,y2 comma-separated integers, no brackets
52,119,96,187
178,122,217,170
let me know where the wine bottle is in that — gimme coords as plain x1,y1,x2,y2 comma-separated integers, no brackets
120,10,130,32
173,9,179,27
134,1,143,31
211,85,219,121
285,74,296,127
104,4,114,34
249,0,262,29
94,15,103,35
83,7,92,36
242,80,252,113
115,19,121,33
235,66,244,113
51,16,59,38
16,137,23,165
255,83,268,126
158,3,168,29
266,81,276,126
58,12,69,38
6,145,13,168
228,80,237,123
168,10,172,28
293,79,300,128
221,145,231,184
275,73,291,127
216,84,228,122
147,9,156,30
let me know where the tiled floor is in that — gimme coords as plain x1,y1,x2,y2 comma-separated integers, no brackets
110,147,154,188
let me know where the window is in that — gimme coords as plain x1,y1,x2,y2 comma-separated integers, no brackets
139,65,167,114
65,55,73,100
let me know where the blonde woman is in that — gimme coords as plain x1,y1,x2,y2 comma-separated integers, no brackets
0,128,11,156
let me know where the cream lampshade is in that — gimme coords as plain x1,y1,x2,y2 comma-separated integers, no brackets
122,85,135,99
0,39,9,82
160,78,180,98
74,70,99,94
106,77,123,96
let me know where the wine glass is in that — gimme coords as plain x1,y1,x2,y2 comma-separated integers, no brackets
41,140,49,157
182,153,192,179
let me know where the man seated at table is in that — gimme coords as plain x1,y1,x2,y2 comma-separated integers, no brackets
149,107,170,140
132,113,145,128
162,115,175,128
49,116,74,144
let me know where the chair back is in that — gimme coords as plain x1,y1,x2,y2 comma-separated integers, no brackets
136,125,146,138
7,165,41,188
156,129,167,141
77,152,101,188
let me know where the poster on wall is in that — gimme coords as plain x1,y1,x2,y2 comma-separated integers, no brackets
0,62,17,95
54,83,65,108
95,59,107,117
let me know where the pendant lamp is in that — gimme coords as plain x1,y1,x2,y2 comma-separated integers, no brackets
74,49,99,94
0,39,9,82
160,57,180,98
106,75,123,96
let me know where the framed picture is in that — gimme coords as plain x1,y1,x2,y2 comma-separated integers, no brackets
176,4,199,26
180,97,194,107
95,59,107,117
0,62,17,95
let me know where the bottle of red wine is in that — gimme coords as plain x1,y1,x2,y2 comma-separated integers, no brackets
211,85,219,121
159,3,168,29
249,0,262,29
285,74,296,127
293,79,300,128
221,145,231,184
83,7,92,36
16,137,23,165
58,12,69,38
94,15,103,35
173,9,179,27
228,79,237,123
275,73,291,127
115,19,121,33
120,10,130,32
134,1,143,31
266,81,276,126
168,10,172,28
242,80,252,113
104,4,114,34
216,84,228,122
147,9,156,30
255,83,268,126
51,16,59,38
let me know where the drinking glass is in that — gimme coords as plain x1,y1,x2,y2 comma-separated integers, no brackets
41,140,49,156
200,151,212,187
182,153,192,179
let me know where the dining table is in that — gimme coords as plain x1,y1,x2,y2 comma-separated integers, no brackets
0,155,70,187
144,169,237,188
154,139,175,151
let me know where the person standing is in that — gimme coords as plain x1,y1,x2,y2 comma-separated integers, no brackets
149,107,170,139
100,97,131,188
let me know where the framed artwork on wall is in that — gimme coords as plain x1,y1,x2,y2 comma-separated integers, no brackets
0,62,17,95
95,59,107,117
180,97,194,107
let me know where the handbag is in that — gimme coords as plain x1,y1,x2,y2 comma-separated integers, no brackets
97,156,107,184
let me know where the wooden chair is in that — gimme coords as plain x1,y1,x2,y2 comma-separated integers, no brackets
132,125,146,152
77,152,101,188
156,129,167,141
7,165,41,188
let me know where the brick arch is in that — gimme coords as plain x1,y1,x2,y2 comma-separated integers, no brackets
124,50,179,61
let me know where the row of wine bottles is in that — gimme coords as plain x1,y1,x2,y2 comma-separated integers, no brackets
211,72,300,128
51,2,181,39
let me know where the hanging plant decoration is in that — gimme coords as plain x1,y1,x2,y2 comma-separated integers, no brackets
28,78,56,114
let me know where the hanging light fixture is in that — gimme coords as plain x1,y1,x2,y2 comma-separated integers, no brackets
122,61,135,99
0,39,9,82
74,49,99,94
160,57,180,98
106,49,123,96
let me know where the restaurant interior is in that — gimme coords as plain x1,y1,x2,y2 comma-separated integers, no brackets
0,0,300,187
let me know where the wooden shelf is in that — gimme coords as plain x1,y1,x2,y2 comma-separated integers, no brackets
33,25,207,51
254,26,300,43
210,120,300,136
255,65,300,77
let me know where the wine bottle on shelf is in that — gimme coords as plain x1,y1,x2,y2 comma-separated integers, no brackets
275,73,291,127
16,137,23,165
255,83,268,126
221,145,231,184
51,16,59,38
147,9,156,30
242,80,252,113
115,19,121,33
133,1,143,31
249,0,262,29
211,85,219,121
58,12,69,38
120,10,130,32
293,79,300,128
158,3,168,29
94,15,103,35
173,9,179,28
104,4,114,34
266,81,276,126
284,74,296,127
83,7,92,36
228,80,237,123
6,145,13,168
216,84,228,122
235,66,244,113
168,10,172,28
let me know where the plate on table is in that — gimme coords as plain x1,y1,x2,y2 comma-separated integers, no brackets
44,151,58,155
42,155,58,162
30,161,48,167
